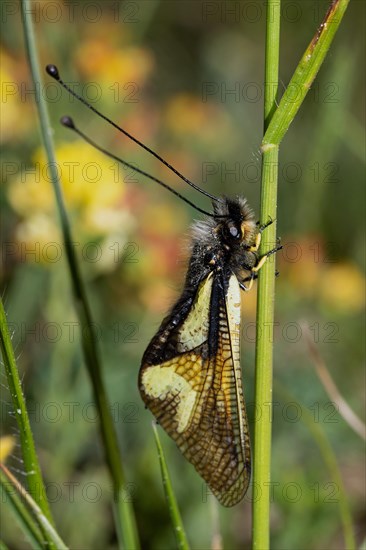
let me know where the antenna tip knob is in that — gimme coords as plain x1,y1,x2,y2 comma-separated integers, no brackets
46,64,60,80
61,116,75,129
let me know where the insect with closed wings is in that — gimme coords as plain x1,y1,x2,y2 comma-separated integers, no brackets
46,64,281,507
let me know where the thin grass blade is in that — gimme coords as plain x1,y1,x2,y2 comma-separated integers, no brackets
0,468,43,549
262,0,350,150
0,298,53,525
1,465,68,550
19,1,140,547
152,424,190,550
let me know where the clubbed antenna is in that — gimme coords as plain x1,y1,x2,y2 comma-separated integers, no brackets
46,64,222,204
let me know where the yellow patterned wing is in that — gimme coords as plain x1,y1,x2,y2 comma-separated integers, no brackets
139,273,250,507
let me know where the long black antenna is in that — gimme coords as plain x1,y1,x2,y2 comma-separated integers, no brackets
46,64,221,203
60,116,219,218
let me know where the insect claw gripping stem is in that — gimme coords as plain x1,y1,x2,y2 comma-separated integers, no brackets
257,216,274,232
261,241,283,260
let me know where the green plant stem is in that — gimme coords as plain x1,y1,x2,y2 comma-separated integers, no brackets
252,1,281,549
252,145,279,548
0,298,54,527
1,467,43,550
263,3,281,128
253,2,351,547
262,0,350,149
152,424,190,550
0,465,68,550
20,2,139,548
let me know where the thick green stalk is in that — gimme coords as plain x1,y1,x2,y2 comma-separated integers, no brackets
252,1,281,549
252,151,279,549
0,298,54,527
20,2,140,547
253,1,351,548
262,0,350,149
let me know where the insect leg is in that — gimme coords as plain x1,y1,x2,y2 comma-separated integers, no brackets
248,218,276,253
256,216,274,233
248,232,261,253
239,272,258,291
239,269,280,292
252,240,282,272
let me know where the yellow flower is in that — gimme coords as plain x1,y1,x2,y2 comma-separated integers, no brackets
8,140,124,227
163,93,233,146
0,436,15,462
15,214,61,263
279,238,365,313
75,41,154,87
7,141,134,269
319,262,365,313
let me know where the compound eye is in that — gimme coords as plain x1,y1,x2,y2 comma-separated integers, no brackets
229,225,239,237
225,222,241,240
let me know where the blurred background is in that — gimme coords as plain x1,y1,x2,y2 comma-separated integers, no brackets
1,1,365,548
